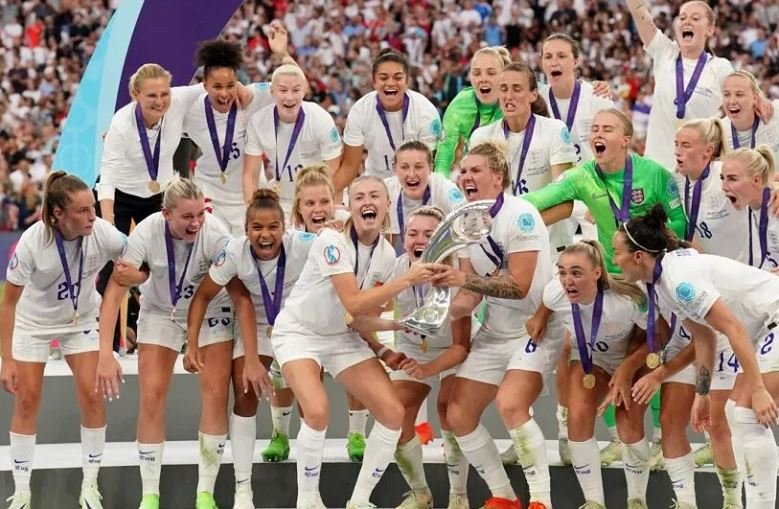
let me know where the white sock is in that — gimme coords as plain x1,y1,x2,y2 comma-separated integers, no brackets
730,406,777,509
296,421,326,506
271,405,293,436
415,401,428,425
556,405,568,440
665,451,696,506
623,438,650,502
349,409,369,436
196,431,227,494
569,438,604,504
442,430,468,496
351,421,401,505
509,419,551,506
395,435,429,492
652,425,662,442
81,426,105,484
230,413,256,486
455,424,515,500
9,432,35,495
716,465,742,509
138,442,164,496
607,425,619,442
725,400,747,476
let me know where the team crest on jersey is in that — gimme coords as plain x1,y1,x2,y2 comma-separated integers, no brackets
256,82,271,92
329,127,340,144
630,188,645,204
449,188,464,203
298,231,316,241
431,119,443,139
8,252,18,270
675,282,695,303
214,250,227,267
561,126,572,145
517,213,536,232
323,245,341,265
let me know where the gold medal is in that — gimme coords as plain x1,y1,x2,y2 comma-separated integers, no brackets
148,180,160,193
582,373,596,390
344,312,354,327
266,325,273,337
420,337,428,353
220,172,227,184
646,352,661,369
71,311,79,325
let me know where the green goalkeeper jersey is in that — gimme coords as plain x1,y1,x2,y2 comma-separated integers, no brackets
523,153,687,274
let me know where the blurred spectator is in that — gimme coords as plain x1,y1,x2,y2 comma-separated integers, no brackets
0,0,778,230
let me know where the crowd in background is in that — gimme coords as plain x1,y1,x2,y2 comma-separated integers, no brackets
0,0,777,231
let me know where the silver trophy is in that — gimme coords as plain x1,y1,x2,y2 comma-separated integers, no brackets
399,199,496,336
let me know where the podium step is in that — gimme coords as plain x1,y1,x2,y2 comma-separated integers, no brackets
0,439,733,509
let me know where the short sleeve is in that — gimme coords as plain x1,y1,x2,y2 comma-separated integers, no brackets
467,125,491,150
314,229,354,277
549,123,578,166
441,179,465,212
314,107,343,161
644,29,677,63
248,83,274,115
5,236,34,285
343,100,367,147
122,223,149,269
542,278,567,312
99,220,128,259
209,244,238,287
667,270,719,323
505,207,544,255
416,100,443,150
97,115,127,201
245,115,265,156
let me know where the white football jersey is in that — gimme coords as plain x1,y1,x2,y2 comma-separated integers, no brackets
209,229,316,341
123,212,232,319
343,90,442,179
384,173,464,236
722,100,779,160
185,84,274,214
746,198,779,271
539,81,615,164
654,249,779,342
245,100,342,210
469,115,577,252
543,278,646,363
274,227,395,335
6,218,127,333
644,30,734,169
673,162,747,262
460,193,554,339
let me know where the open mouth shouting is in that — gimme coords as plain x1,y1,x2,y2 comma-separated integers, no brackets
256,238,276,254
549,69,563,79
477,83,492,97
565,286,580,299
462,181,478,200
681,27,694,42
411,246,425,259
593,140,607,154
727,104,742,118
383,86,400,99
310,213,327,227
360,205,378,225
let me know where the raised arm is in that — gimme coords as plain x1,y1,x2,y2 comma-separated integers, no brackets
626,0,659,48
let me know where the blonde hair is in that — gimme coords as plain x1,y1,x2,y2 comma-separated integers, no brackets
678,117,729,160
471,46,512,68
346,175,391,232
406,205,445,231
466,141,510,190
595,108,634,137
292,164,335,228
41,171,90,243
128,63,172,99
271,63,306,85
680,1,716,27
561,240,647,306
723,145,776,187
162,177,204,211
724,70,766,100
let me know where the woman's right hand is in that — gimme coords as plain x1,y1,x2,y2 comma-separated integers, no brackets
183,346,205,374
0,358,19,395
95,353,124,401
242,359,274,400
525,312,548,344
405,262,436,286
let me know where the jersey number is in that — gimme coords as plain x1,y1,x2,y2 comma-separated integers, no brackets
56,281,81,301
695,221,712,240
760,332,775,356
716,351,740,373
206,317,231,328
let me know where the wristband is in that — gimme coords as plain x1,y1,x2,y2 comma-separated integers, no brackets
377,346,389,358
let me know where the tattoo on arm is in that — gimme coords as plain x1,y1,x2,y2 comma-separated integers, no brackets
463,273,524,300
695,366,711,395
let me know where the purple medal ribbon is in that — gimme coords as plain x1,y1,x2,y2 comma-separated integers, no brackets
684,165,710,241
250,244,286,326
594,156,634,226
549,81,581,132
571,289,604,375
134,104,161,184
376,93,409,152
675,52,708,119
748,187,770,268
54,231,84,320
164,222,194,310
645,256,664,357
204,96,238,175
273,106,306,182
503,114,536,196
395,185,431,254
479,193,506,271
731,117,760,149
350,226,379,289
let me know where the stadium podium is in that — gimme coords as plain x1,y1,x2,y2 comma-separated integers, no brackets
0,357,748,508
